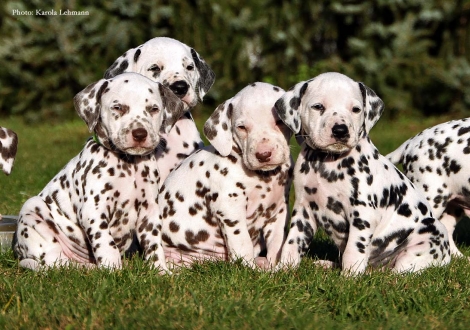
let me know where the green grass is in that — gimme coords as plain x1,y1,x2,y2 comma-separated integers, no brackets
1,250,470,329
0,117,90,214
1,115,470,329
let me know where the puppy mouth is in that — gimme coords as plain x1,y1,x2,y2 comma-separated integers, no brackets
123,146,155,156
325,143,351,154
179,94,197,108
305,137,352,154
244,155,286,171
252,163,282,171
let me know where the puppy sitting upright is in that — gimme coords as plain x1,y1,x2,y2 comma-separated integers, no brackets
104,37,216,181
159,82,293,269
15,73,184,271
275,72,451,275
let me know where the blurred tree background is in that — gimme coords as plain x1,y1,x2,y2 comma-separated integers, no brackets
0,0,469,123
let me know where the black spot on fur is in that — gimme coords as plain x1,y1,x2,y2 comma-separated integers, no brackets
134,49,141,63
326,197,343,214
397,203,412,217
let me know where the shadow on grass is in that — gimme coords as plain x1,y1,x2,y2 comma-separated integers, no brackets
305,229,340,263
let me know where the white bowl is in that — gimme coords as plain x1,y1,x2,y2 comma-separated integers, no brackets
0,215,17,252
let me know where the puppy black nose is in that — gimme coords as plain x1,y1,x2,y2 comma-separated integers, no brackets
169,80,189,96
132,128,148,142
256,151,272,163
332,124,350,140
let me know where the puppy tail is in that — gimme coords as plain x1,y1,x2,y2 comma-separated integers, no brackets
385,140,410,165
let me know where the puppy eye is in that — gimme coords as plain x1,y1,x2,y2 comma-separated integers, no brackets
311,103,325,111
352,106,361,113
149,105,160,113
186,64,195,71
237,125,246,131
148,64,162,72
112,105,122,112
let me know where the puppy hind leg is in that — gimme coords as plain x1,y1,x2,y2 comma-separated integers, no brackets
15,197,70,270
15,221,71,270
393,230,451,273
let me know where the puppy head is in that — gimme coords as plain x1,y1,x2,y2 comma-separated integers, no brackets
204,82,291,171
74,73,185,155
0,127,18,175
104,37,215,111
275,72,384,153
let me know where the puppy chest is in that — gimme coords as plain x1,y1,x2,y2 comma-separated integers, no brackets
296,170,352,241
314,195,350,241
246,180,285,218
300,168,351,212
246,199,283,224
71,159,157,222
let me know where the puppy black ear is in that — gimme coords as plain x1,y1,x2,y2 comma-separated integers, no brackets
191,48,215,101
104,48,137,79
203,99,234,156
159,84,186,134
274,81,309,134
74,79,109,132
358,82,384,133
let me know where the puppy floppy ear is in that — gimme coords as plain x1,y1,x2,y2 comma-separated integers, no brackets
0,127,18,175
103,48,138,79
73,79,109,132
203,100,234,156
358,82,385,133
191,48,216,101
159,84,186,134
274,81,309,134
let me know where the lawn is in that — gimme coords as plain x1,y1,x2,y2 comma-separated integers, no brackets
1,113,470,329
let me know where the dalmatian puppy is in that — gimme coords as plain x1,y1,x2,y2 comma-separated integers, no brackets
275,72,451,275
0,126,18,220
159,82,293,269
387,118,470,258
104,37,216,181
14,73,185,271
0,126,18,176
